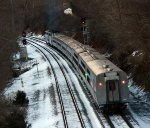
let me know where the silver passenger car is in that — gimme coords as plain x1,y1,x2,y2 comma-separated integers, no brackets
46,33,129,108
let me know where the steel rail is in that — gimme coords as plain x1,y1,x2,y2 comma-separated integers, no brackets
28,36,111,128
28,36,138,128
27,41,68,128
28,39,86,128
51,51,86,128
120,113,136,128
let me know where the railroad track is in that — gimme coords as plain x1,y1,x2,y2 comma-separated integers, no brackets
27,39,86,128
27,36,140,128
88,92,139,128
108,114,131,128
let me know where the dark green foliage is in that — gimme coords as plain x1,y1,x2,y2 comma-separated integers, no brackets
13,91,29,105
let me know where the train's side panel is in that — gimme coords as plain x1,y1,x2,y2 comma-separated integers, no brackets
47,34,129,107
96,74,107,105
61,42,67,55
45,32,53,45
66,46,73,61
85,69,97,100
45,34,49,43
78,57,97,101
52,38,74,65
53,40,61,49
66,46,73,64
90,72,99,102
72,51,79,71
52,37,79,72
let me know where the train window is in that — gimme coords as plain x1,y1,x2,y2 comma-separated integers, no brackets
108,80,116,91
87,76,90,84
81,61,85,68
74,53,78,59
79,65,85,77
62,46,65,50
87,69,90,76
72,63,76,68
73,57,78,66
67,50,71,57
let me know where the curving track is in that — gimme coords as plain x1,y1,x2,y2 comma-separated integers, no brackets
27,39,86,128
27,36,141,128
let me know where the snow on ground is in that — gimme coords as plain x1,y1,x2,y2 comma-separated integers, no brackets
4,43,102,128
46,45,102,128
5,36,150,128
128,79,150,127
4,45,63,128
33,40,102,128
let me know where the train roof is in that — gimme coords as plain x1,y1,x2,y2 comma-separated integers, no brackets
54,35,123,75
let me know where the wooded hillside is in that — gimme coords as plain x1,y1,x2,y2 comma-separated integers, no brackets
70,0,150,90
0,0,51,91
0,0,150,91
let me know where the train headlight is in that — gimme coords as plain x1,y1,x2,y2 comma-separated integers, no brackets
99,82,102,86
122,80,126,84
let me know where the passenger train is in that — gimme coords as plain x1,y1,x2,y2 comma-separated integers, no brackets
45,31,129,110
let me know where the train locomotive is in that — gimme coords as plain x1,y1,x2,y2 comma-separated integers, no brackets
45,31,129,110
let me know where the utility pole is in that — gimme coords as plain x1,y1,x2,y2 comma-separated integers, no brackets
81,17,90,45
